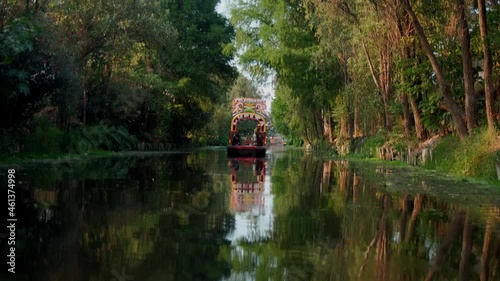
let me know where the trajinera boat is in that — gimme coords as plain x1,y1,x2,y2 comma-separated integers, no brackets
227,98,267,158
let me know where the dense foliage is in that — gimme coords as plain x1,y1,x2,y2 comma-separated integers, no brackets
0,0,237,155
2,0,500,158
230,0,500,149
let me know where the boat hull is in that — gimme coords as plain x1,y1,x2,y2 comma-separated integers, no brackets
227,146,266,158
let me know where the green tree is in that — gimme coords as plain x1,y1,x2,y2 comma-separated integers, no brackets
0,0,238,152
399,0,469,138
231,0,342,146
156,0,237,143
229,74,262,100
478,0,497,131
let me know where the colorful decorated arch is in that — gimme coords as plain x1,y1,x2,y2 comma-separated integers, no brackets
230,113,266,132
229,98,267,147
231,98,267,116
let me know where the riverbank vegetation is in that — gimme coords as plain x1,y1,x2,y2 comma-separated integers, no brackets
425,129,499,179
0,0,244,157
229,0,500,179
2,1,500,180
348,127,500,181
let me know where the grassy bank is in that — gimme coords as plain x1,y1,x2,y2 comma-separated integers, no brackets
424,130,499,180
349,128,500,184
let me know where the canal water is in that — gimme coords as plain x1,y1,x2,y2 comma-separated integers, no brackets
1,147,500,281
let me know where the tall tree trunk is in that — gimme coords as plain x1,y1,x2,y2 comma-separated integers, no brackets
304,127,312,147
83,86,87,125
478,0,496,131
399,0,468,139
323,109,334,143
381,88,392,133
354,106,363,137
458,0,477,132
362,41,380,91
402,93,412,138
314,110,322,141
348,104,355,141
409,95,427,141
380,49,393,132
340,114,349,139
392,0,414,137
362,40,391,131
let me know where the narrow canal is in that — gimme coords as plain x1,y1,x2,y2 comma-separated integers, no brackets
1,147,499,281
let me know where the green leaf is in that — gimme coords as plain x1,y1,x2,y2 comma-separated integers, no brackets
18,83,29,95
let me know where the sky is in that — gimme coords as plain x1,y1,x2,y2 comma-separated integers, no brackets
216,0,233,18
216,0,276,105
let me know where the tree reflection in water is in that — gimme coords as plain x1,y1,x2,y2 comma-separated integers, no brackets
223,153,500,281
2,150,500,281
4,152,235,281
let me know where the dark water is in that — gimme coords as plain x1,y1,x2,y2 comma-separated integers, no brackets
1,148,500,281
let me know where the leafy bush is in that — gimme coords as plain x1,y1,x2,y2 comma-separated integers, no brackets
23,117,63,154
351,131,387,158
65,123,138,153
381,131,418,155
0,128,26,155
309,139,332,150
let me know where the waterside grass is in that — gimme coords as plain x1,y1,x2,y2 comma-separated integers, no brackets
349,128,500,185
424,129,499,181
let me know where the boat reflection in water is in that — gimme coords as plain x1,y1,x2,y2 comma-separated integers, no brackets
229,158,266,214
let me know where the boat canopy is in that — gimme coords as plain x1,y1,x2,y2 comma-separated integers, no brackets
230,98,267,132
228,98,267,157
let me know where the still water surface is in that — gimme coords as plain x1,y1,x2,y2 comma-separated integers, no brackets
1,147,500,281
